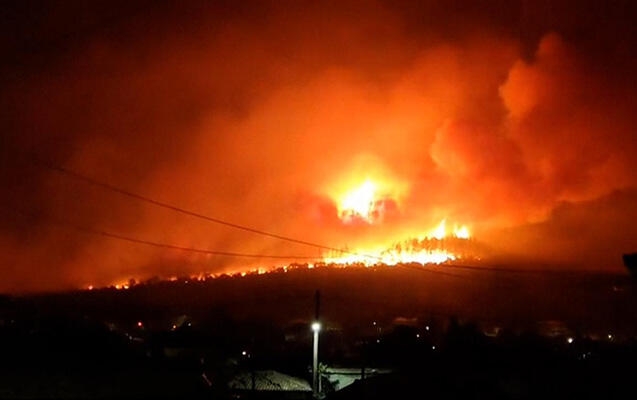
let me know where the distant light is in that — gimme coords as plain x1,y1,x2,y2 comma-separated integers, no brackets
87,285,94,291
172,324,177,330
416,334,420,338
373,321,377,326
137,321,143,328
425,326,430,331
608,334,613,340
242,351,247,356
312,322,321,332
376,339,380,344
567,337,574,344
431,345,436,350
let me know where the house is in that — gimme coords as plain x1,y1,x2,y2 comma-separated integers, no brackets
228,370,312,399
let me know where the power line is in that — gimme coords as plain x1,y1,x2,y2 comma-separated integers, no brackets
13,212,468,283
30,158,474,279
90,229,320,260
10,206,468,278
37,160,380,260
13,208,320,260
9,157,560,283
431,263,572,274
398,263,464,278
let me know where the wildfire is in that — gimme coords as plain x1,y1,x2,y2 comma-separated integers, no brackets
323,218,472,266
87,167,476,290
453,225,470,240
88,216,476,290
327,172,473,266
323,248,456,266
328,161,407,225
339,179,378,223
425,219,471,240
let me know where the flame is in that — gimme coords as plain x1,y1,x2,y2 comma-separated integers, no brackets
333,177,408,224
86,216,475,289
453,225,470,239
114,283,130,290
339,179,378,223
323,219,472,266
423,219,471,240
323,248,456,266
326,158,408,225
430,219,447,240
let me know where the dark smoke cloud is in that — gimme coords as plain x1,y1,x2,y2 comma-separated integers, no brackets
1,1,636,292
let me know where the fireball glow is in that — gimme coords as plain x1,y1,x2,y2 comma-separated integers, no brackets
453,225,471,240
339,179,378,223
326,171,474,266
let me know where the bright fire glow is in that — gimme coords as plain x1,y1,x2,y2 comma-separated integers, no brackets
339,180,378,223
423,219,471,240
323,219,472,266
328,161,408,225
323,248,456,266
91,215,475,289
430,219,447,240
92,213,473,291
454,225,470,239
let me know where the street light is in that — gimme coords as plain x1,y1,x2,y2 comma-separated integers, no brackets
312,321,321,397
312,290,321,398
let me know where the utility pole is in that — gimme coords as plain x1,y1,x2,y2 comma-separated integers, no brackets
312,290,321,398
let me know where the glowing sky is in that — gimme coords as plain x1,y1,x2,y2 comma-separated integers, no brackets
1,0,637,292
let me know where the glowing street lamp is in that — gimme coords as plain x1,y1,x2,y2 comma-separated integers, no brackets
312,321,321,397
312,290,321,398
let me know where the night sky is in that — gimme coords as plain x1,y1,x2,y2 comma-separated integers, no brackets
1,0,637,292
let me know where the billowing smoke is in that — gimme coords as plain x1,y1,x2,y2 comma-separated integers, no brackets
1,0,636,292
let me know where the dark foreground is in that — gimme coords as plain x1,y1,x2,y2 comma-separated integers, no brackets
1,265,636,399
